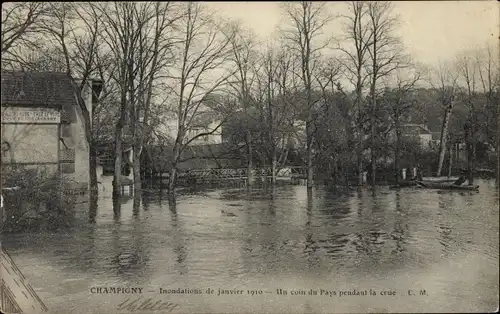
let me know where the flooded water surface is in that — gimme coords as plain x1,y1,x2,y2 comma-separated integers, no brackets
2,180,499,313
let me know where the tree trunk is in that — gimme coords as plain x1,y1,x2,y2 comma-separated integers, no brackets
89,140,98,198
246,130,253,186
306,120,313,190
168,142,181,193
395,117,401,184
470,123,476,185
271,151,277,186
113,127,123,199
465,123,474,185
133,147,142,194
447,138,453,178
89,85,99,200
331,154,337,184
168,166,177,193
437,102,454,176
357,140,363,186
370,89,377,186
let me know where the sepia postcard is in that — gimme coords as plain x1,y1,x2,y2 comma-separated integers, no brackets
1,1,499,313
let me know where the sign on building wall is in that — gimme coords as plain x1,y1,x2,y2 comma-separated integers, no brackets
1,107,60,124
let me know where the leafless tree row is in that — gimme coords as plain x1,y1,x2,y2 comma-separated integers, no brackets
2,1,498,201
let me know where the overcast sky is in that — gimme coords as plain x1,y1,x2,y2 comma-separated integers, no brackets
205,1,499,66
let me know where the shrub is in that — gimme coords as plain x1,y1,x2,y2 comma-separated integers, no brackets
1,165,77,233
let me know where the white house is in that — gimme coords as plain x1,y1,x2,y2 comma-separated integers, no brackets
1,71,102,191
388,123,433,150
154,110,222,146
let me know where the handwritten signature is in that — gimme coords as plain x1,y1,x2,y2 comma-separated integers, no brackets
117,297,180,312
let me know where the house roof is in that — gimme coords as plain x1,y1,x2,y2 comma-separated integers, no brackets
1,71,78,108
191,111,221,128
401,123,432,135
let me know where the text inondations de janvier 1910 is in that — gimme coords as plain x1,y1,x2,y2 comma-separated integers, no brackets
91,286,429,297
98,287,428,298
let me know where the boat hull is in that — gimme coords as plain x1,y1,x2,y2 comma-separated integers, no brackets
416,181,479,191
422,176,459,182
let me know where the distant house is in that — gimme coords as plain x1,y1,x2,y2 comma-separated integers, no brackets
388,123,433,150
431,131,442,147
185,111,223,145
402,124,433,149
155,110,223,146
1,71,102,190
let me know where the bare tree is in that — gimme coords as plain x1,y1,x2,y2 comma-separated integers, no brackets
280,1,334,190
314,58,344,183
365,1,406,186
255,42,302,186
338,1,372,186
96,2,140,199
475,44,500,182
1,2,47,58
456,50,479,184
166,2,237,193
431,61,460,177
127,3,179,197
383,69,421,183
228,23,259,186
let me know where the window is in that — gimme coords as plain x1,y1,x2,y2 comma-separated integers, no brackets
61,162,75,174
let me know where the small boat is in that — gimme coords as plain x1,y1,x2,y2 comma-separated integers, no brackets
421,176,459,183
416,181,479,191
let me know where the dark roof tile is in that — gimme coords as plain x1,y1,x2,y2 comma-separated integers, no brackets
1,71,78,108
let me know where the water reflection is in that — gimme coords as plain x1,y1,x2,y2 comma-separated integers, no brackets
391,191,407,255
108,211,150,279
141,191,151,211
2,180,498,313
167,196,188,275
132,192,141,216
88,194,98,223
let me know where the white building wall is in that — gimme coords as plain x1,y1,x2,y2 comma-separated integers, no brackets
419,134,432,150
155,118,222,146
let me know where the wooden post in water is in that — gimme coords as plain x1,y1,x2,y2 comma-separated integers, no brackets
447,139,453,178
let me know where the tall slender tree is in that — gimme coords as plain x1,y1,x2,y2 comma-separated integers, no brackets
338,1,372,186
166,2,237,193
456,50,479,184
365,1,405,186
431,61,459,177
228,23,259,186
281,1,333,190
